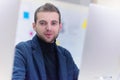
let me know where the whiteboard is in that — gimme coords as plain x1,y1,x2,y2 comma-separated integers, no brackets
15,0,89,68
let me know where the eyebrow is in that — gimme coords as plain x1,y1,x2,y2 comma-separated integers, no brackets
39,20,46,23
38,20,59,23
51,20,59,23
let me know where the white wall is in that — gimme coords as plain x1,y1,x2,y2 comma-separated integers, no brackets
94,0,120,9
0,0,20,80
55,0,92,6
80,0,91,6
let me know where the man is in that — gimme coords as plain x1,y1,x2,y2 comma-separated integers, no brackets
12,3,79,80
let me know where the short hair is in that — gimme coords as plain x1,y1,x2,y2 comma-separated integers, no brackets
34,3,61,23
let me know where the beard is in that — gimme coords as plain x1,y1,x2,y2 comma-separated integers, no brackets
36,31,59,43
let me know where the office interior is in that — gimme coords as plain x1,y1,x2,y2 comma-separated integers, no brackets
0,0,120,80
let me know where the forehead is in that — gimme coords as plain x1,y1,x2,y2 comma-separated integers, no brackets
37,12,59,21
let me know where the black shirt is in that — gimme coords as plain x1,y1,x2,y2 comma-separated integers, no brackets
37,36,59,80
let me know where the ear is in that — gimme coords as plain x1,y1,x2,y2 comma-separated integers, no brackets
32,22,36,31
59,23,62,30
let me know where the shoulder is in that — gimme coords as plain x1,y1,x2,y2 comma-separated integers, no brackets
57,46,69,54
14,40,33,61
57,45,79,74
15,40,32,49
15,40,32,55
57,46,73,59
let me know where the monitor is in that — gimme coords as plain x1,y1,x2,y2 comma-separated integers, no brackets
79,4,120,80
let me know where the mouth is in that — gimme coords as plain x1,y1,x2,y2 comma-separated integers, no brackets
45,33,52,38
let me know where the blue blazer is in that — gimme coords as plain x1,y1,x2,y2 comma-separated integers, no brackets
12,35,79,80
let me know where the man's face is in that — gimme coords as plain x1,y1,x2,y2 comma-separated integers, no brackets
33,12,62,43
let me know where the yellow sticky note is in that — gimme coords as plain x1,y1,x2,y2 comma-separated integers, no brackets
82,19,87,29
56,40,60,45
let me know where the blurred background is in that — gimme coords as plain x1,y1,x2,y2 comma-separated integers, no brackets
0,0,120,80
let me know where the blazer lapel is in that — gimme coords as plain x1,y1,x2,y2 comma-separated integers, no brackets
57,47,67,80
31,35,68,80
32,49,47,80
31,35,47,80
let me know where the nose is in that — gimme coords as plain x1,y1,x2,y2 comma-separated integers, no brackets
46,24,52,31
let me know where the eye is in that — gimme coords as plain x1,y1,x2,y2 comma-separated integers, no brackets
40,22,46,26
51,21,58,26
39,20,47,26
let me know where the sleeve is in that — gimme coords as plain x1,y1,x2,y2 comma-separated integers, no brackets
64,49,80,80
73,63,79,80
12,43,27,80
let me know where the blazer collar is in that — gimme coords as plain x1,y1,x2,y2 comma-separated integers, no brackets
31,35,67,80
31,35,47,80
56,46,67,80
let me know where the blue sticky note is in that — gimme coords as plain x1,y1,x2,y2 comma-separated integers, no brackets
23,11,29,19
